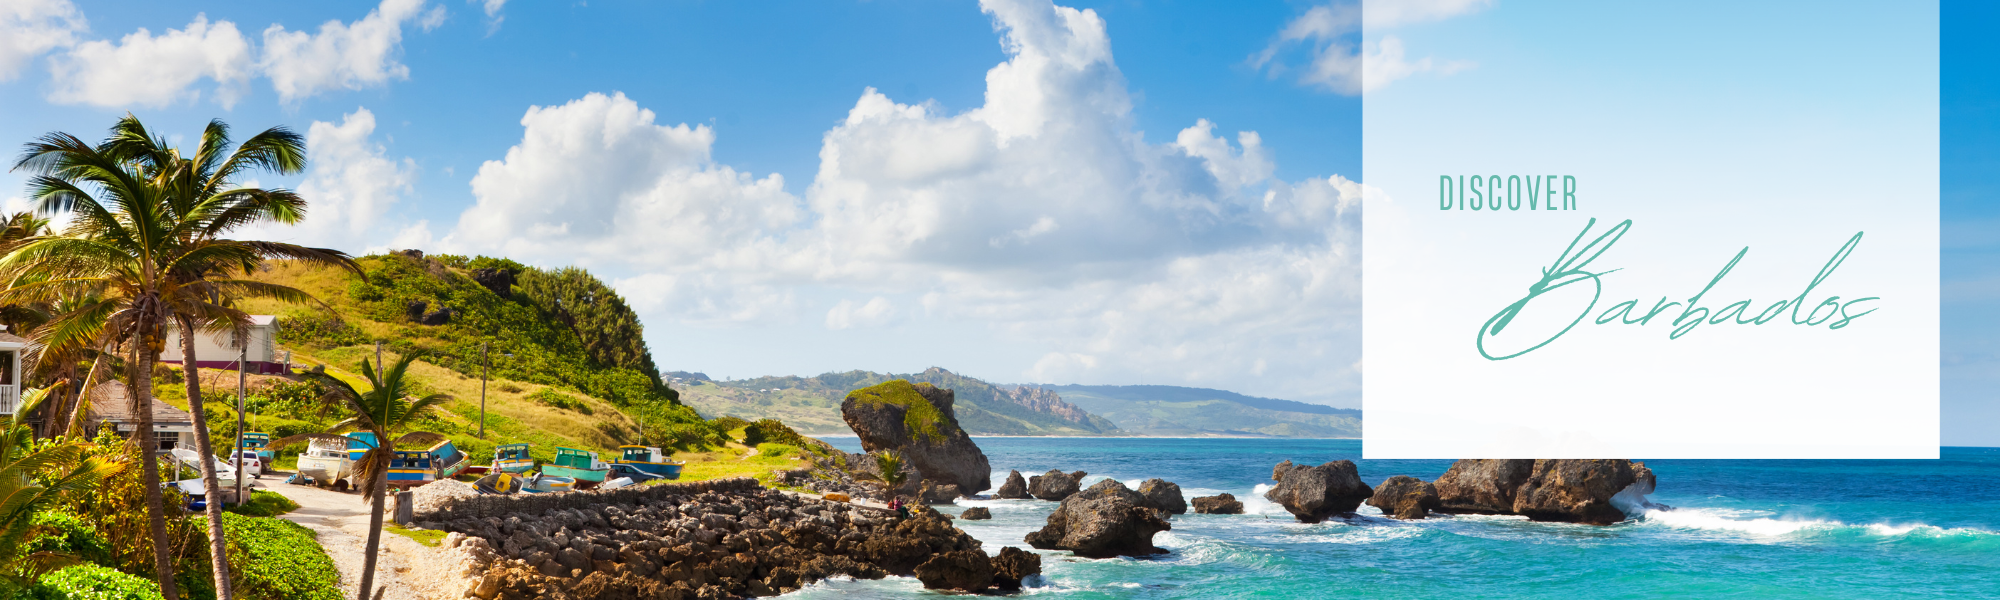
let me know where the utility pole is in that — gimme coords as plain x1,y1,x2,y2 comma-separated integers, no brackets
479,342,488,439
234,333,247,504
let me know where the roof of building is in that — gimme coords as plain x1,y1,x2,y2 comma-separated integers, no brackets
85,381,195,425
0,331,30,348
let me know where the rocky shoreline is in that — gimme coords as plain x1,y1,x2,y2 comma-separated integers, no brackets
416,478,1040,599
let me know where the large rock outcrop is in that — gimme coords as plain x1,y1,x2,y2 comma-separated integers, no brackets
1366,475,1441,520
1432,459,1536,515
991,547,1042,591
842,380,992,494
1430,459,1657,525
995,470,1030,499
1027,470,1083,501
1136,479,1187,515
1190,494,1244,515
914,550,992,592
1264,460,1373,523
1510,460,1656,525
1025,479,1171,558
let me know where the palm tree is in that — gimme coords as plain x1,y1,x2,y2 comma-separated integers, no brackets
0,387,126,582
3,116,354,600
274,349,450,600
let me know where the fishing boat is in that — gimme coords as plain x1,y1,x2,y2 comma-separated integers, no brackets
474,471,523,494
345,432,378,461
540,447,611,483
384,439,470,489
239,432,275,463
611,445,684,479
296,437,355,490
519,472,575,494
492,443,535,474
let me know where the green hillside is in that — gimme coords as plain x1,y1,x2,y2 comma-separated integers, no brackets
675,367,1123,436
1045,384,1363,438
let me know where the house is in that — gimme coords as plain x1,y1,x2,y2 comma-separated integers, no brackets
161,315,288,374
0,331,26,416
84,380,198,452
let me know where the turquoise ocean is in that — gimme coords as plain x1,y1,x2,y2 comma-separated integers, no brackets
796,438,2000,599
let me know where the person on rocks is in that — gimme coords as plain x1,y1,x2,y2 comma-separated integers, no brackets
889,496,910,520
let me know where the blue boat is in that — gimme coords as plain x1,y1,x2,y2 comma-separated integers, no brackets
492,443,534,474
344,432,378,462
239,432,275,463
382,439,469,490
610,445,684,479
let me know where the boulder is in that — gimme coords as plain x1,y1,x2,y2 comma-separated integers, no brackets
1510,459,1656,525
1264,460,1373,523
1272,459,1294,481
1025,479,1171,558
990,547,1042,591
1366,475,1441,520
1432,459,1536,515
960,507,992,520
919,481,963,504
1027,470,1082,501
842,380,993,494
913,549,993,592
472,267,516,297
1190,494,1244,515
995,470,1030,499
1136,479,1187,515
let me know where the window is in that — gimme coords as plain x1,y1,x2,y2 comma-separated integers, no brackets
154,431,177,451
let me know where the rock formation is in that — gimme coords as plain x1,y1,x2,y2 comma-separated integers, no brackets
1025,479,1171,558
1190,494,1244,515
960,507,992,520
1027,469,1083,501
1264,460,1373,523
1272,459,1294,481
1001,385,1095,425
1430,459,1657,525
1366,475,1441,520
914,550,992,592
841,380,992,494
919,481,963,504
1432,459,1535,515
472,267,516,297
991,547,1042,591
1136,479,1187,515
995,470,1030,499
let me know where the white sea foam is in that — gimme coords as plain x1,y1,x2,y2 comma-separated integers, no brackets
1642,508,1997,540
1240,484,1291,516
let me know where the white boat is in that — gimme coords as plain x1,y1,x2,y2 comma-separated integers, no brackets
297,437,356,489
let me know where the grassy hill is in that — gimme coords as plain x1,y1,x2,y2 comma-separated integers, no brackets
676,367,1123,436
1042,384,1363,438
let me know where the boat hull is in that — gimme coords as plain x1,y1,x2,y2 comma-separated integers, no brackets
298,456,353,482
541,464,609,482
495,459,535,474
521,475,575,493
616,461,684,479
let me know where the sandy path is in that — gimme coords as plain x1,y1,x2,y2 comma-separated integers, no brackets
273,477,462,600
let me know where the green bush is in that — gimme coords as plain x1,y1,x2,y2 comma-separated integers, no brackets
35,564,162,600
706,416,749,438
224,490,299,518
527,388,592,415
24,511,111,566
276,314,369,349
742,419,807,448
222,513,341,600
657,423,725,450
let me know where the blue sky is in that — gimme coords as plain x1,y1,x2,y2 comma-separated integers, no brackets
0,0,1990,447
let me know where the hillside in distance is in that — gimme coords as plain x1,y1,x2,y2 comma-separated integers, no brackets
673,367,1123,436
1040,384,1363,438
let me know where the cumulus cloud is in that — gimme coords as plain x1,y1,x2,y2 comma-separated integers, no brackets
46,14,253,108
470,0,505,34
1252,0,1484,95
443,0,1369,402
290,107,418,244
0,0,84,81
261,0,444,103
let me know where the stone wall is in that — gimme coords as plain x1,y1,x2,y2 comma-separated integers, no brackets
417,478,761,522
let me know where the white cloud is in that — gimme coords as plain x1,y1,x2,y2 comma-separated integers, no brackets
470,0,504,33
46,14,253,108
1253,0,1486,95
260,0,440,103
243,107,418,251
0,0,84,81
825,297,898,330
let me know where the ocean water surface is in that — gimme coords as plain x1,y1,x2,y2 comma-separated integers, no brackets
791,438,2000,599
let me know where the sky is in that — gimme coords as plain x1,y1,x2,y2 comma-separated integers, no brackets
0,0,1991,446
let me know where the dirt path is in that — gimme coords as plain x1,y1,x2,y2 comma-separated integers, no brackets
271,476,451,600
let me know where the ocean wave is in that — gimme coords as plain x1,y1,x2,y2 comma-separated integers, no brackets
1640,508,1998,542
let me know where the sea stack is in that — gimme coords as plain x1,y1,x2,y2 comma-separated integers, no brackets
1431,459,1657,525
1137,478,1188,515
1027,469,1084,501
1025,479,1171,558
1265,460,1374,523
995,470,1031,499
842,380,993,494
1366,475,1442,519
1191,493,1245,514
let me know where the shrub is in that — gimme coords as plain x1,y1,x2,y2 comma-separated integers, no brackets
24,511,112,567
527,388,592,415
742,419,807,448
706,416,749,438
658,423,726,450
222,513,342,600
497,383,523,394
224,490,299,518
35,564,162,600
277,314,369,348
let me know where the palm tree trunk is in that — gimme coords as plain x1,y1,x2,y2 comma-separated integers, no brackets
130,328,181,600
178,317,234,600
357,443,389,600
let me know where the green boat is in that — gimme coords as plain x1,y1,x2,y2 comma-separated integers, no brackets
541,447,610,483
492,443,534,474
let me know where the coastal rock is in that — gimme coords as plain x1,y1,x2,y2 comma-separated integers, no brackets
1136,479,1187,515
914,550,994,592
1025,479,1171,558
1510,460,1656,525
1264,460,1373,523
1190,494,1244,515
472,267,516,297
1027,470,1083,501
990,547,1042,591
842,380,993,494
920,481,963,504
1272,460,1294,482
1366,476,1441,520
995,470,1030,499
960,507,992,520
1432,459,1536,515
